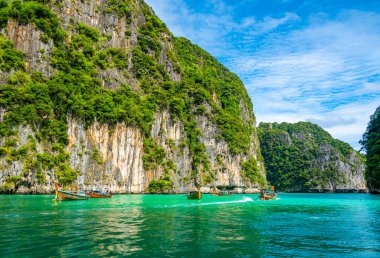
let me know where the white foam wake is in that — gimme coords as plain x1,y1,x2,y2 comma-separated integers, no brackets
159,197,254,209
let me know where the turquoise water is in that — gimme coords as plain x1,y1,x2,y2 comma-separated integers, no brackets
0,194,379,257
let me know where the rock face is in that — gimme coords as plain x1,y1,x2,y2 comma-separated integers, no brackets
6,20,54,76
0,109,263,193
0,0,265,193
258,122,367,192
310,145,367,192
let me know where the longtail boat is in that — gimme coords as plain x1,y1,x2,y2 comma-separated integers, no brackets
259,186,278,200
86,190,112,198
54,182,89,201
216,190,232,196
187,190,202,200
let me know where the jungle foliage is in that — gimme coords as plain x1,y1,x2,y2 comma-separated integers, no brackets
0,0,67,43
147,176,174,193
360,106,380,192
259,122,358,192
241,157,265,186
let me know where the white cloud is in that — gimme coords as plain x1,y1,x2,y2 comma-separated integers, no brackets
207,0,234,14
145,0,237,55
321,100,380,150
307,117,357,128
145,1,299,56
354,82,380,95
245,12,300,35
256,99,380,150
239,11,380,150
241,17,256,28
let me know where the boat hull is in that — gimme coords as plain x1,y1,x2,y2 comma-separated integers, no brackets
57,190,89,200
187,191,202,200
86,192,112,198
260,196,278,201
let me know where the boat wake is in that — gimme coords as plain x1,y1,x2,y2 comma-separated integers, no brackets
198,196,254,206
158,197,254,209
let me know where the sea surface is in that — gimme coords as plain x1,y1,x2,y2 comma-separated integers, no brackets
0,193,379,257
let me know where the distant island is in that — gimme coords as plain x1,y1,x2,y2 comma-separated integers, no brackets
258,122,366,192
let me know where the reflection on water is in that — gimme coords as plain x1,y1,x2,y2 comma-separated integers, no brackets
0,194,379,257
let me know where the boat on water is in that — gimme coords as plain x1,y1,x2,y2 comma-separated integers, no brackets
54,182,89,201
260,194,278,201
86,190,112,198
187,190,202,200
215,190,232,196
259,186,278,201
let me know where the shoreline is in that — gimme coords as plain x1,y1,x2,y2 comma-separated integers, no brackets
0,191,371,196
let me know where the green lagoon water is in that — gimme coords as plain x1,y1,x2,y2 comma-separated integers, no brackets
0,193,379,257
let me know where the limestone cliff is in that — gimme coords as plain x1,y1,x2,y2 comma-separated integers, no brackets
258,122,367,192
0,0,264,193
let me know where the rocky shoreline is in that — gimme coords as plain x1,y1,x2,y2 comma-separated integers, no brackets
0,185,263,195
0,187,370,195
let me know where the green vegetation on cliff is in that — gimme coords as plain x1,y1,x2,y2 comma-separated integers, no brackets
147,176,173,193
174,38,254,155
0,0,66,43
361,106,380,192
0,35,24,71
0,0,262,188
241,157,265,186
258,122,363,192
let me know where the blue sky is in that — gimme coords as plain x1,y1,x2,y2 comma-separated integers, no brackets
145,0,380,150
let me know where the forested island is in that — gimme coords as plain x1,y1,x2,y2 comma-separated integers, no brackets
258,122,367,192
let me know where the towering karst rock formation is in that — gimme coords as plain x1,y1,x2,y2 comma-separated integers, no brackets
0,0,265,193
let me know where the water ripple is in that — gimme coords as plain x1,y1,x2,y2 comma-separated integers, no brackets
0,194,379,257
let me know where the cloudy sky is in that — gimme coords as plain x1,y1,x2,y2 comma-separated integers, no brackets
145,0,380,150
